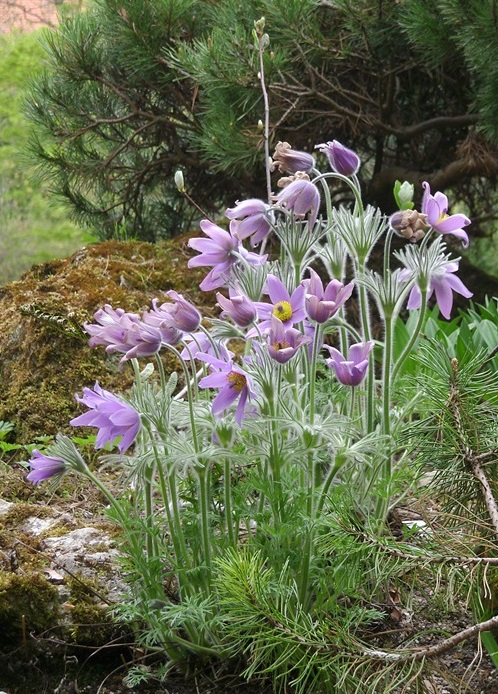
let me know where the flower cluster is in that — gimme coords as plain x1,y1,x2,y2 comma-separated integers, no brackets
26,135,473,553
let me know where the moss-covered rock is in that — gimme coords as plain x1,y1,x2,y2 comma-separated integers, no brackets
0,237,214,444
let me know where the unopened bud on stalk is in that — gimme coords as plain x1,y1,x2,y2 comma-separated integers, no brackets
174,170,185,193
393,180,415,210
254,16,266,35
257,119,264,132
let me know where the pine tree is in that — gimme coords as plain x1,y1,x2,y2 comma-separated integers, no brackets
24,0,498,241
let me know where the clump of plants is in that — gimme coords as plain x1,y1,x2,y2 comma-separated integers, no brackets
23,20,498,693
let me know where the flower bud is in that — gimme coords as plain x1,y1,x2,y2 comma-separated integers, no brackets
394,180,414,210
174,170,185,193
390,209,429,243
315,140,360,176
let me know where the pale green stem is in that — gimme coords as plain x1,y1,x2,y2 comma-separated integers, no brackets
267,392,283,524
197,465,212,591
392,292,428,380
309,324,323,426
382,312,394,439
130,359,158,560
357,266,375,432
299,326,325,606
316,453,347,515
224,456,236,546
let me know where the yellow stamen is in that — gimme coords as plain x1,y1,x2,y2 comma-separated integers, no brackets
272,300,293,322
272,340,291,351
227,372,247,392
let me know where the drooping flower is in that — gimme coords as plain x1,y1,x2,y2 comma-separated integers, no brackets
270,141,315,175
216,289,257,327
142,302,184,346
422,182,471,247
225,199,273,247
27,450,67,485
303,268,355,323
198,354,256,425
267,315,311,364
250,274,306,334
274,175,321,229
84,304,165,362
325,341,375,386
150,292,201,333
315,140,361,177
402,259,472,320
84,305,142,353
70,382,141,453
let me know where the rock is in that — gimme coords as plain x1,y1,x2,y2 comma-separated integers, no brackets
0,238,213,444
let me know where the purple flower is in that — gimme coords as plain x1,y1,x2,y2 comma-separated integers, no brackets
188,220,241,290
70,382,141,453
316,140,360,176
422,182,471,248
216,289,257,327
404,260,472,320
85,304,166,362
303,269,355,323
84,305,142,353
267,316,311,364
270,141,315,175
27,450,67,485
325,341,375,386
275,177,321,228
198,354,255,425
225,199,273,247
250,275,306,335
142,303,184,346
150,292,201,333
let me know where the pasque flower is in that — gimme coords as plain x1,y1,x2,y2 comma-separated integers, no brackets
422,182,471,248
85,304,166,361
275,175,320,229
225,199,273,247
316,140,360,176
27,450,67,485
70,382,141,453
188,219,240,291
251,274,306,334
270,141,315,174
303,268,355,323
188,219,267,291
84,305,142,353
198,354,255,425
267,315,311,364
216,289,257,327
325,341,375,386
149,292,201,333
402,259,472,320
142,302,184,346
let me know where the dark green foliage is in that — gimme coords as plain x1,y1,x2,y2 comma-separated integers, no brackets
25,0,498,241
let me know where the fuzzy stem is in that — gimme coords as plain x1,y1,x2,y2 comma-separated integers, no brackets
392,294,428,380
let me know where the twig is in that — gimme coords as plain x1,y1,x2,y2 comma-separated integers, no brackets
364,613,498,662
